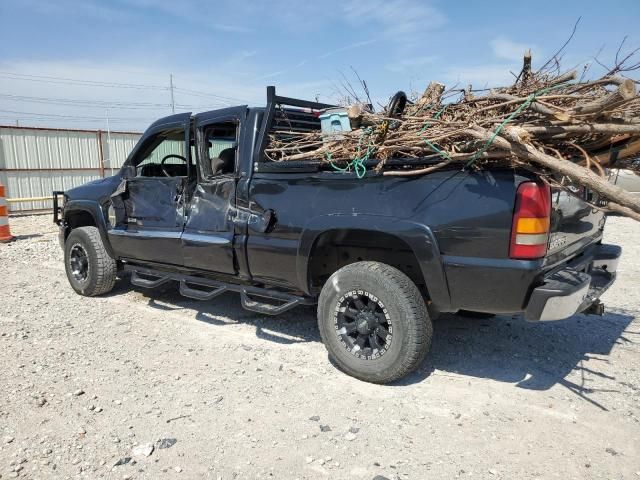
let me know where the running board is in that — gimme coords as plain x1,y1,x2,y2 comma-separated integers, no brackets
131,270,171,288
179,281,227,301
241,290,304,315
124,264,315,315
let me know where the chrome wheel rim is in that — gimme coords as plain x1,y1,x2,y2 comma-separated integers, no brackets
333,290,393,360
69,244,89,282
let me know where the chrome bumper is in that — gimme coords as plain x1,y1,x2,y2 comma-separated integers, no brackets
525,244,621,322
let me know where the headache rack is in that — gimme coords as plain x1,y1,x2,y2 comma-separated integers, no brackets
252,86,450,174
254,86,336,172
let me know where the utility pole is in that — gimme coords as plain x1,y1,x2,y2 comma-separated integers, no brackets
105,109,114,176
169,74,175,114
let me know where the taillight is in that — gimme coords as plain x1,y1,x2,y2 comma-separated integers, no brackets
509,182,551,259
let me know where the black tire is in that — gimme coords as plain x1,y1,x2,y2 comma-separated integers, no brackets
64,226,117,296
317,261,432,383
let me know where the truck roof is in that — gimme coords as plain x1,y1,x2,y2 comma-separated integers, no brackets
149,86,335,131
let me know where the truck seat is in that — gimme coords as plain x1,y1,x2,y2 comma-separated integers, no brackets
210,148,236,175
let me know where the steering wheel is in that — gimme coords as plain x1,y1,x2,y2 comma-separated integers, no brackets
160,154,187,177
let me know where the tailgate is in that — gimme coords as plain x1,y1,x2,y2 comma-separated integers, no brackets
547,185,605,258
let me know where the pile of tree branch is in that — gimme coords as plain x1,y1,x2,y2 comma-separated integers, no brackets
266,54,640,220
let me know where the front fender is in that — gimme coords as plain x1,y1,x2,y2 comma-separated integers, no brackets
63,200,115,258
297,214,452,312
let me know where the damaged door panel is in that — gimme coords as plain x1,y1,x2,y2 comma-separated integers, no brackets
182,180,236,273
108,113,191,265
181,108,246,274
109,176,186,265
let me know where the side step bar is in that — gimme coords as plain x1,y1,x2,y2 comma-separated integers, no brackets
124,265,315,315
131,270,171,288
240,290,304,315
179,281,227,301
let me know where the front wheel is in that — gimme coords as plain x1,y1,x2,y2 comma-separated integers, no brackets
317,261,432,383
64,226,117,296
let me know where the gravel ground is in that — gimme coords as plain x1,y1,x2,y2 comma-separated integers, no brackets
0,214,638,480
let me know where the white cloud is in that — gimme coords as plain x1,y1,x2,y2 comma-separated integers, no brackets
341,0,446,40
443,64,518,89
490,36,536,62
256,60,309,81
386,55,438,73
255,40,376,81
318,39,377,60
111,0,255,33
211,23,253,33
275,80,335,101
19,0,134,22
439,37,540,90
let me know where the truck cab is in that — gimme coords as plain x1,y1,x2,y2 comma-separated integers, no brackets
107,108,244,273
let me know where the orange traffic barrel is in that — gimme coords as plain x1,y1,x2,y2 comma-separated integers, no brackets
0,183,14,243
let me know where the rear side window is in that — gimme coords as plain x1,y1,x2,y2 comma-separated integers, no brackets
199,121,238,180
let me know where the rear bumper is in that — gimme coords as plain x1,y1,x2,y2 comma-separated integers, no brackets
524,244,621,321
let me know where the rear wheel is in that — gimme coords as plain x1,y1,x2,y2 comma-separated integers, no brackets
64,226,117,296
317,261,432,383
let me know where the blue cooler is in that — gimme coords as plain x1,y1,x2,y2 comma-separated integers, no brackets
320,108,351,137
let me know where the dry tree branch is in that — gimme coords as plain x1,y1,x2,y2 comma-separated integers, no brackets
267,45,640,219
538,17,581,73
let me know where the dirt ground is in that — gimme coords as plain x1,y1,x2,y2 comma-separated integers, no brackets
0,214,638,480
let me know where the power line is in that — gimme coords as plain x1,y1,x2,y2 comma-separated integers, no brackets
0,71,252,104
0,93,228,111
0,106,229,122
0,116,144,125
172,86,247,104
0,93,172,110
0,109,155,122
0,70,250,128
0,71,167,90
174,104,228,110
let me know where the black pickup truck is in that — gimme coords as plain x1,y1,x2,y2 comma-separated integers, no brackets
53,87,621,383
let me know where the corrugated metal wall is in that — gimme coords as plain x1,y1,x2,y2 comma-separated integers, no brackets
210,140,235,158
0,126,142,211
102,132,141,173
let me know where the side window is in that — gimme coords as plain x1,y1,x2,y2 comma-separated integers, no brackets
199,121,238,180
135,128,188,178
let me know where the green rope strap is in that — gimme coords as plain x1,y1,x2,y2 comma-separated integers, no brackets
419,105,447,134
325,82,572,178
418,105,453,161
329,127,374,179
464,84,565,168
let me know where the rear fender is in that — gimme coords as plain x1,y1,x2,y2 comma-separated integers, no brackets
298,214,452,311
